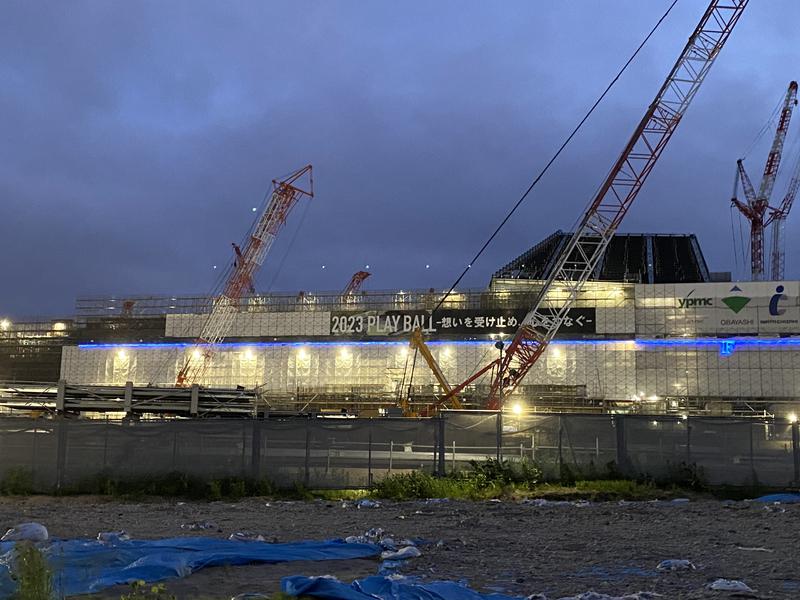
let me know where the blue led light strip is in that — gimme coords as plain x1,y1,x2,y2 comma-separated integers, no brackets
77,337,800,352
78,339,628,350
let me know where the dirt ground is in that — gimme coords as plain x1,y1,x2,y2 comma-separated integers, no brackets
0,496,797,599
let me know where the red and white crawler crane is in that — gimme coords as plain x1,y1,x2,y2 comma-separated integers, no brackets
732,81,798,280
433,0,748,410
176,165,314,387
342,271,371,296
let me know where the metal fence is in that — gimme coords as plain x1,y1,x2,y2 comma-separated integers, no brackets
0,413,797,491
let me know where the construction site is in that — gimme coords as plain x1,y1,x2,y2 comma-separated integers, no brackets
2,0,799,485
9,3,800,600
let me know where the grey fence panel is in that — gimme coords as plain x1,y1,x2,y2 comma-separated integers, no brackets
0,416,795,490
172,421,253,478
101,422,181,480
690,418,760,486
307,419,373,489
443,412,500,471
259,420,310,487
0,419,58,489
750,421,795,487
558,415,618,476
624,416,689,479
370,419,437,478
505,415,561,478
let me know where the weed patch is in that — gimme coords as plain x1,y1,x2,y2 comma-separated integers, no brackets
1,468,36,496
11,542,52,600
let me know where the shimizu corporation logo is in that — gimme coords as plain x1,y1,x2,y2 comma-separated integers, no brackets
721,285,751,314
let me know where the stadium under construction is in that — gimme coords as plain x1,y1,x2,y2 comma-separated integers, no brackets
2,231,800,419
3,3,797,422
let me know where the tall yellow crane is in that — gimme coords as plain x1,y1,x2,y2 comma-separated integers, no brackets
401,328,462,416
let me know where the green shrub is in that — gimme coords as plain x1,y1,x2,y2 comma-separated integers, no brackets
63,472,275,501
120,580,175,600
455,459,542,489
657,461,707,491
11,542,52,600
1,468,36,495
372,459,542,500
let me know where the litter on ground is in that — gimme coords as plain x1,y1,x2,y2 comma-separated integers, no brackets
735,546,773,553
708,578,755,592
381,546,421,560
1,522,48,542
655,559,695,571
229,531,267,542
180,520,217,531
97,531,130,543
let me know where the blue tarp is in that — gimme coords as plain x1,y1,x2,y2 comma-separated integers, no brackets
753,493,800,504
0,538,380,597
283,575,523,600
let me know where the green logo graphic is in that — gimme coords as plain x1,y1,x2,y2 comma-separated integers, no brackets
722,295,751,314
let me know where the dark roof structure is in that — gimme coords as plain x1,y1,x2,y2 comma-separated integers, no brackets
493,231,714,284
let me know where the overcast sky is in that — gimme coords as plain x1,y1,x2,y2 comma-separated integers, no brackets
2,1,800,318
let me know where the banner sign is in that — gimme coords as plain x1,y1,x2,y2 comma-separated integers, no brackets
637,281,800,335
330,308,595,337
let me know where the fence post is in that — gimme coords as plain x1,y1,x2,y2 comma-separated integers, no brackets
172,429,178,472
368,420,373,487
123,381,133,416
56,379,66,413
102,418,109,471
749,421,757,487
437,417,445,476
686,417,693,464
557,415,563,476
304,418,311,487
55,420,68,492
792,421,799,486
251,420,261,480
614,415,629,475
389,441,393,473
190,384,199,417
496,412,503,462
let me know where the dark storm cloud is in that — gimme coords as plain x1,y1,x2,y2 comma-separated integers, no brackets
1,1,799,317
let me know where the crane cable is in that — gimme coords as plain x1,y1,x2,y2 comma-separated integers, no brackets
403,0,682,399
264,197,313,294
741,93,785,161
428,0,681,317
730,205,739,277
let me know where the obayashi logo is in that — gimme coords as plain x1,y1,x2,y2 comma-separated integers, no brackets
769,285,788,316
722,285,751,314
678,289,712,308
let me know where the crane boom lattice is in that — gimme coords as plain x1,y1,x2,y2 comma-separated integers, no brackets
176,165,314,387
733,81,798,280
482,0,748,410
769,155,800,280
343,271,371,296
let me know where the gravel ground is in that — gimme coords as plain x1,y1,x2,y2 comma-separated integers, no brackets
0,496,797,599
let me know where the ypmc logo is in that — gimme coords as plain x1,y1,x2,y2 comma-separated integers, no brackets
677,289,713,308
